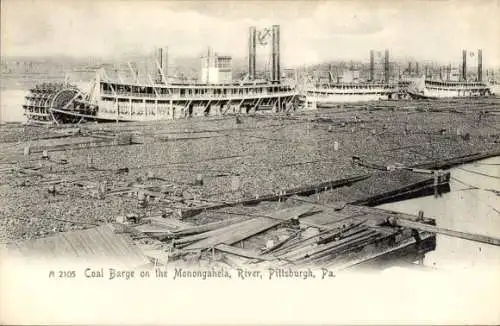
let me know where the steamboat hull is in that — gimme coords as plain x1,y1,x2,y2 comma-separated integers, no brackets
23,77,299,124
407,79,493,100
312,93,391,104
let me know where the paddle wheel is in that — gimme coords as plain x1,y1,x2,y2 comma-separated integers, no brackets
23,82,95,124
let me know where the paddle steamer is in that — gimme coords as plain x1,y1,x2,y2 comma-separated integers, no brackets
407,50,493,99
302,50,401,109
23,25,298,124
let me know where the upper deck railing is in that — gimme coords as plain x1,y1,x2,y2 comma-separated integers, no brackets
98,78,297,100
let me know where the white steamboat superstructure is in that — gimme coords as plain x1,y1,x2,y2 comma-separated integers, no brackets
303,49,400,109
74,73,296,123
304,82,398,109
23,25,298,124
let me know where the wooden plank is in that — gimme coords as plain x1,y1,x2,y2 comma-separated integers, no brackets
310,232,386,265
183,218,278,250
146,216,193,229
299,231,380,265
174,218,259,245
329,232,435,271
290,229,377,262
390,217,500,246
182,205,317,250
134,224,175,233
261,230,302,254
272,227,338,257
173,217,247,236
214,244,277,261
317,220,367,245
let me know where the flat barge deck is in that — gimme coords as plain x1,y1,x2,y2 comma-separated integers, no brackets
1,97,499,269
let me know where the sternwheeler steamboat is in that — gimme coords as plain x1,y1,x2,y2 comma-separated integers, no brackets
23,25,298,124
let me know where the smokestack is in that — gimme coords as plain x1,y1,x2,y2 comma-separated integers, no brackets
271,25,281,83
408,62,412,75
248,27,256,80
478,49,482,82
416,62,420,76
384,49,389,83
462,49,467,81
369,50,374,81
163,47,169,83
157,47,163,83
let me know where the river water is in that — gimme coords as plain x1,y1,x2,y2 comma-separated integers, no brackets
1,89,499,271
0,89,27,123
379,156,500,271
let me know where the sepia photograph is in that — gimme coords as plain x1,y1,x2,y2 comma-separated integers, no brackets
1,0,499,324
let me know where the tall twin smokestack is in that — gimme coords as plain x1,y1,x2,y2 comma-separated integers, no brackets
156,47,168,83
271,25,281,83
248,27,256,80
248,25,281,83
461,49,483,82
368,49,389,82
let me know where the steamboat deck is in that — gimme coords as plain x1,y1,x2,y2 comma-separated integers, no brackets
303,82,400,109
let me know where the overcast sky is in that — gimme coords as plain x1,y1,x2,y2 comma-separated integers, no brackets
1,0,499,67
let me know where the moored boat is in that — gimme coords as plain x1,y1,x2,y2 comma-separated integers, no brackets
302,49,402,109
407,49,493,100
407,78,492,99
23,25,299,124
303,82,400,109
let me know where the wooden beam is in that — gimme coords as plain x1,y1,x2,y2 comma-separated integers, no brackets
413,150,500,170
389,217,500,246
176,174,370,218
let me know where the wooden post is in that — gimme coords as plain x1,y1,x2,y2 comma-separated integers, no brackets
24,145,31,156
433,170,439,198
129,99,132,118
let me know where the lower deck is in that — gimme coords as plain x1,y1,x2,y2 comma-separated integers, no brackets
96,93,298,121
